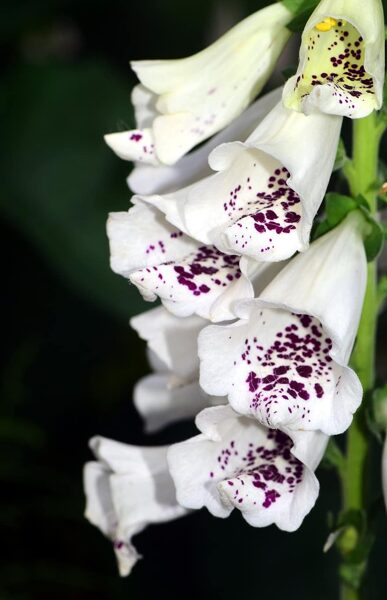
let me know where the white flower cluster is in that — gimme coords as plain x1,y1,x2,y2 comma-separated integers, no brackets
84,0,384,576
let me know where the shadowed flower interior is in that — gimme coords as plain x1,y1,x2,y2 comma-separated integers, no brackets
285,17,377,117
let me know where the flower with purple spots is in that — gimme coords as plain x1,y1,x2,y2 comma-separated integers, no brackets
283,0,385,118
199,214,367,435
104,4,292,166
168,405,328,530
128,88,282,196
107,201,283,321
84,437,187,577
139,100,342,263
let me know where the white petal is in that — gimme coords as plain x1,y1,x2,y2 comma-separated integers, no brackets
129,244,252,321
128,87,282,195
83,461,140,576
85,437,187,575
104,128,160,165
257,213,367,364
145,101,341,262
283,0,385,118
168,405,327,531
106,203,198,278
130,4,291,164
199,215,366,435
130,306,206,382
134,373,224,433
131,84,159,129
84,461,116,538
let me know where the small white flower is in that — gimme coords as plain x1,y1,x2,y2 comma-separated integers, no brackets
141,101,342,263
104,4,292,165
83,437,186,576
198,214,367,435
131,306,223,432
128,87,282,195
107,202,284,321
168,405,328,531
282,0,385,118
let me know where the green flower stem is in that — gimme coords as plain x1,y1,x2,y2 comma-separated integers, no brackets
340,113,382,600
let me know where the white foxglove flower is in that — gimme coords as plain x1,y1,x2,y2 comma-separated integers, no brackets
108,202,283,321
83,436,186,576
128,87,282,195
131,306,223,432
199,214,367,435
104,4,292,166
142,101,342,263
283,0,385,118
131,306,205,383
168,405,328,531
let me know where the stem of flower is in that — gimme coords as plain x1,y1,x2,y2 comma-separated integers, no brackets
340,113,381,600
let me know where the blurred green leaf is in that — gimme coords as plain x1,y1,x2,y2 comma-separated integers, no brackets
314,193,384,261
333,138,348,172
0,61,146,320
282,0,317,15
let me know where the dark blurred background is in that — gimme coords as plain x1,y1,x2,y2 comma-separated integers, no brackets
1,1,386,598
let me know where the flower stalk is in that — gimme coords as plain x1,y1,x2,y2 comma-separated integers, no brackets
340,112,384,600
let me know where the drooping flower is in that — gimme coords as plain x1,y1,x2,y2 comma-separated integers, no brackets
140,101,342,263
131,306,223,432
128,87,282,195
198,214,367,435
83,436,187,576
168,405,328,531
282,0,385,118
104,4,292,166
107,201,283,321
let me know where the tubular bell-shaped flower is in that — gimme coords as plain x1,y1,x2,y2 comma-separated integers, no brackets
108,202,283,321
283,0,385,118
168,405,328,531
199,214,367,435
131,306,223,432
84,436,187,576
128,87,282,195
104,4,292,166
142,101,342,263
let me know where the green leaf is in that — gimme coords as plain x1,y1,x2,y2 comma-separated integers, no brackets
378,274,387,310
320,438,345,473
282,0,317,15
333,138,349,172
358,203,384,261
282,0,319,32
313,193,384,261
313,193,359,239
281,66,297,80
372,384,387,431
339,561,366,590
